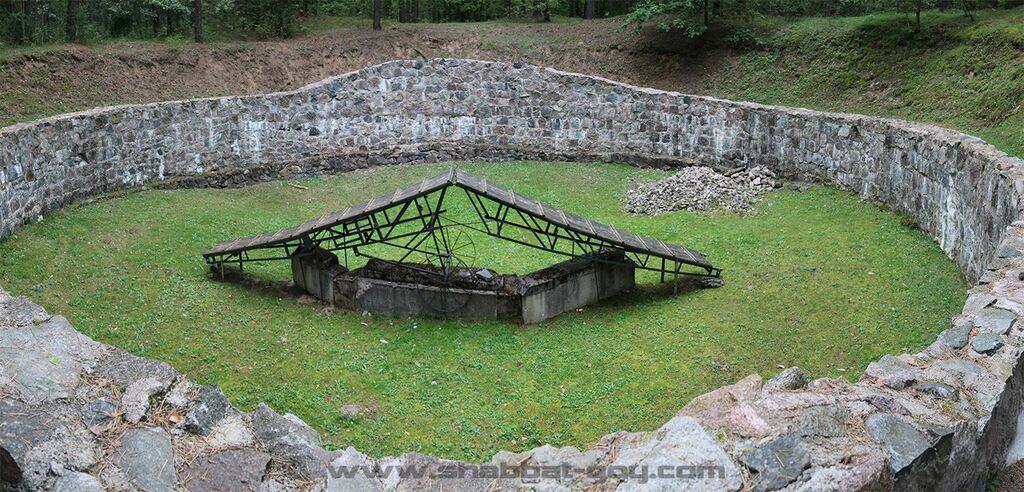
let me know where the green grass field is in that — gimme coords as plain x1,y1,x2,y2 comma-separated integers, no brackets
0,161,967,460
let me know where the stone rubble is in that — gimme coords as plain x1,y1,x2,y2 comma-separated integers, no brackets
623,165,777,215
121,377,167,423
111,427,178,491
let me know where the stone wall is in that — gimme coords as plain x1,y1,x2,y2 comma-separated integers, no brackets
3,59,1024,491
4,59,1023,280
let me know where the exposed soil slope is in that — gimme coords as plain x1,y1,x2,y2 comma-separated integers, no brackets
0,19,694,124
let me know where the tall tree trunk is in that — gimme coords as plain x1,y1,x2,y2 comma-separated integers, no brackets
917,0,925,31
703,0,709,27
413,0,419,22
192,0,203,43
584,0,595,19
66,0,78,42
21,0,30,45
961,0,974,21
543,0,550,21
398,0,405,22
373,0,382,30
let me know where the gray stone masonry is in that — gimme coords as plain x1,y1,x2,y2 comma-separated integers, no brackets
3,59,1024,491
3,59,1022,282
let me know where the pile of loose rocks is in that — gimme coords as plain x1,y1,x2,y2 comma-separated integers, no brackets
624,165,777,215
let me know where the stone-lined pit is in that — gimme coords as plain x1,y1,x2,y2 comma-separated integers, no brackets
2,59,1024,491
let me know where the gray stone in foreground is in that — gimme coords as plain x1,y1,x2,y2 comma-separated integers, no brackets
252,403,321,448
182,384,231,435
972,333,1005,355
252,403,327,480
974,307,1016,335
933,358,989,376
327,447,383,492
869,395,910,416
121,377,167,423
112,427,177,492
962,293,996,315
95,349,176,387
0,399,51,485
1,296,49,327
764,367,808,391
267,437,329,480
796,404,849,438
163,378,197,409
916,382,960,401
0,315,103,404
796,455,893,491
0,400,99,489
52,471,104,492
376,452,496,492
182,448,271,492
206,413,255,449
866,413,932,473
864,355,917,389
81,398,117,432
612,415,743,491
740,434,811,491
937,323,972,350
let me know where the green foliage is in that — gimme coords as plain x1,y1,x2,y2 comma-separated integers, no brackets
724,26,763,47
0,161,966,460
0,0,304,45
626,0,709,36
0,0,1020,46
513,0,562,21
223,0,302,37
624,0,1022,36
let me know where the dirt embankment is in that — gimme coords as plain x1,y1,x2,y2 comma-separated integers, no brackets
0,19,720,126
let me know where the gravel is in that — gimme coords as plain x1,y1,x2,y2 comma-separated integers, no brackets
624,166,776,215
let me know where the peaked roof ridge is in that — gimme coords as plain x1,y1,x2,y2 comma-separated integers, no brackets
203,168,716,274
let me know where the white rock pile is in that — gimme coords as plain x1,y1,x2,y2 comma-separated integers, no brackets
624,166,777,215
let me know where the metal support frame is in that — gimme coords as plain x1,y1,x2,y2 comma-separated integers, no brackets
459,188,719,278
204,178,721,282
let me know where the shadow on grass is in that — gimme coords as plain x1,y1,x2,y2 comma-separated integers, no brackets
594,276,720,309
207,266,311,302
205,264,719,326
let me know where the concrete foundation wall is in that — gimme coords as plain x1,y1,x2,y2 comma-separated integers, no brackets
290,247,342,302
314,253,634,323
522,258,635,324
333,276,511,321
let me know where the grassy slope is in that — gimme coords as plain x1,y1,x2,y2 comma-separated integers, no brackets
0,162,966,460
707,9,1024,156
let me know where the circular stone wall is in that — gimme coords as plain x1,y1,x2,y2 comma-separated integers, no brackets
2,59,1024,491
